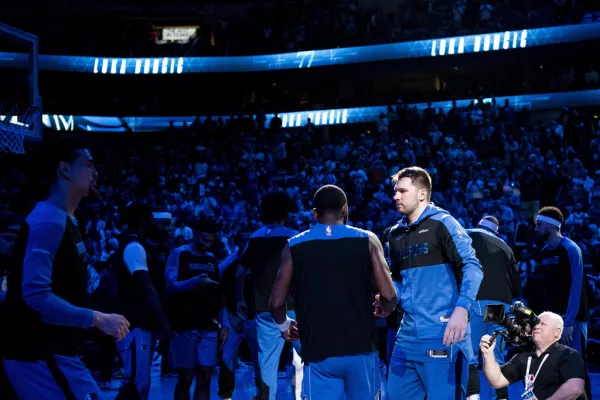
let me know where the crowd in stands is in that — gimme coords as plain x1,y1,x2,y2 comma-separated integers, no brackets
39,55,600,121
0,1,599,395
8,0,597,58
204,0,592,57
3,94,600,374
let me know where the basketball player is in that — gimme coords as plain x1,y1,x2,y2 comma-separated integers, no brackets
146,210,174,376
235,192,303,400
146,210,173,313
217,228,262,400
386,167,483,399
535,206,591,398
3,140,130,399
270,184,397,399
466,216,521,400
111,203,171,399
166,216,229,400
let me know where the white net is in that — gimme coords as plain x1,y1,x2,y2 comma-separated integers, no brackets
0,103,40,154
0,125,25,154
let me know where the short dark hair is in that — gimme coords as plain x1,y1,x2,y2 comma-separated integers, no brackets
538,206,564,224
42,138,89,185
481,215,500,226
478,215,500,233
124,202,153,229
391,166,432,201
193,215,218,235
313,185,347,216
261,192,294,223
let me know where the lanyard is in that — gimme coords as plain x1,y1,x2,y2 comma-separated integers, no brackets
525,354,549,388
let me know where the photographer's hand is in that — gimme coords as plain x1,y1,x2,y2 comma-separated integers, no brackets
480,334,497,356
443,306,468,346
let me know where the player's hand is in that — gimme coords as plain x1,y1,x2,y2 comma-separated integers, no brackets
93,311,130,341
196,273,218,286
480,334,496,357
443,306,468,347
561,326,573,345
283,320,300,342
229,314,244,333
236,300,248,319
373,294,390,317
220,327,230,349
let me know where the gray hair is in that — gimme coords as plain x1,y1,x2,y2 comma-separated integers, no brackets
538,311,564,332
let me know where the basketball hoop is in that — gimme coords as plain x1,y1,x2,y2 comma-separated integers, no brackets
0,103,40,154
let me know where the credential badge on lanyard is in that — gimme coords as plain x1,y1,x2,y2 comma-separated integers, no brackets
522,354,549,398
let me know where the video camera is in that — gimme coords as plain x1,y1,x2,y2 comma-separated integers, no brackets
483,301,539,346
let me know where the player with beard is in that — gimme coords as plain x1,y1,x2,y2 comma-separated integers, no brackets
386,167,483,400
3,140,130,399
166,216,230,400
535,206,591,398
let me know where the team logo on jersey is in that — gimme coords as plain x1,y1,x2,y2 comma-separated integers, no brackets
326,226,332,236
397,243,429,259
189,263,216,272
541,256,560,265
456,227,464,238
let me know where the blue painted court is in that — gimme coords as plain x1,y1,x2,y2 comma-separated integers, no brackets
103,362,600,399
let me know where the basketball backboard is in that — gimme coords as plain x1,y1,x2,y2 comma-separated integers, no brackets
0,22,42,146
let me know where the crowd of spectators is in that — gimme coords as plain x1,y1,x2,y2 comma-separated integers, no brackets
2,96,600,376
7,0,597,58
202,0,593,57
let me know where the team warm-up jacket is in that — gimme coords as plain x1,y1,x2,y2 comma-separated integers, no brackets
466,228,521,303
538,237,589,325
389,204,483,339
240,224,299,314
3,201,93,360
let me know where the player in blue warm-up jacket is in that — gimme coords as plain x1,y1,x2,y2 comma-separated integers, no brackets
3,140,130,400
386,167,484,400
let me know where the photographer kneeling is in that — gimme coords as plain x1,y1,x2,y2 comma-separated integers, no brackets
480,312,586,400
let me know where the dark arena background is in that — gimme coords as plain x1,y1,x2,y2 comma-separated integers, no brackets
1,0,600,399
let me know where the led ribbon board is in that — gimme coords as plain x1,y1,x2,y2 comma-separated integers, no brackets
40,89,600,132
0,23,598,74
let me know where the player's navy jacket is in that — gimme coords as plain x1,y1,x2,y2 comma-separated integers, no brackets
240,224,298,313
466,228,521,304
389,204,483,339
538,237,589,325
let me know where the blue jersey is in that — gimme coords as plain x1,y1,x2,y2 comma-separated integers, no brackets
389,204,483,340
